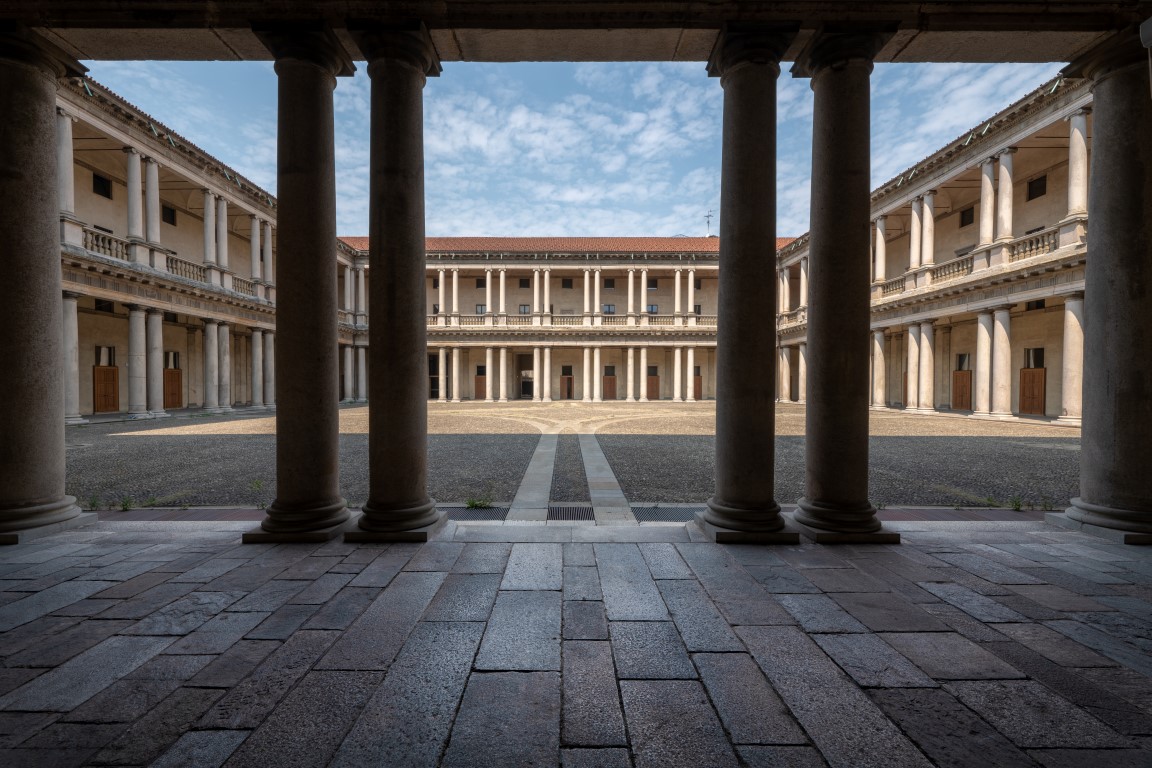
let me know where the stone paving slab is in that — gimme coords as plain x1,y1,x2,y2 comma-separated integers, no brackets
1,520,1151,766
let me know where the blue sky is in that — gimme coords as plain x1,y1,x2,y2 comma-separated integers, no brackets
84,59,1059,238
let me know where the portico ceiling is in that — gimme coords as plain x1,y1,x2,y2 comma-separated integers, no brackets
4,1,1150,64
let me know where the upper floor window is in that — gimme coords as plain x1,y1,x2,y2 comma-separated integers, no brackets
519,278,531,289
1025,299,1046,312
956,353,970,371
604,278,616,290
695,278,702,290
161,204,177,226
519,304,531,314
432,277,439,289
1027,175,1047,201
95,345,116,366
602,304,616,315
647,304,659,314
432,303,440,314
476,278,486,289
694,304,702,315
562,278,573,289
959,206,975,227
94,299,115,313
1025,347,1045,368
647,278,658,290
475,304,487,315
92,173,113,199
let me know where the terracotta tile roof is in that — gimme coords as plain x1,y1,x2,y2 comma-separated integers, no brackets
337,236,796,253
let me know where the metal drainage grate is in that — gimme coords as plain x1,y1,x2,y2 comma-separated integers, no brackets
548,505,595,521
632,506,706,523
441,505,509,522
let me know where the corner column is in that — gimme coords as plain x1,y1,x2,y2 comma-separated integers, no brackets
793,29,894,542
252,25,352,539
702,25,798,542
356,24,447,539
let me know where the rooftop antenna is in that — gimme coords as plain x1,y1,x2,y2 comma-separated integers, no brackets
705,210,714,237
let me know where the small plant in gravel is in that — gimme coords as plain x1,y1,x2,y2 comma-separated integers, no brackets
466,496,493,509
1008,495,1023,512
874,500,886,510
1040,496,1054,512
119,496,134,511
85,494,101,511
144,496,158,507
985,496,1000,507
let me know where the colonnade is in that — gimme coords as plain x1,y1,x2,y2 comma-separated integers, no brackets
1,23,1150,544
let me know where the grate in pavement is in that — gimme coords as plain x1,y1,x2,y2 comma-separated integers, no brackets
632,506,706,522
441,505,509,521
548,505,595,521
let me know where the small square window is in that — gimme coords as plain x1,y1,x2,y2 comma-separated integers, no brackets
693,366,701,377
163,311,178,323
432,278,439,289
1027,175,1047,201
476,365,487,376
95,345,116,366
647,278,658,290
432,303,440,314
604,278,616,290
519,278,531,289
1025,347,1045,368
92,173,112,199
959,206,975,227
647,365,658,377
475,304,487,315
561,365,573,376
164,351,180,369
604,365,616,376
161,204,177,226
602,304,616,315
956,353,970,371
694,278,702,290
94,299,115,313
693,304,702,315
647,304,659,315
561,278,573,289
476,278,486,289
1025,299,1046,312
519,304,531,314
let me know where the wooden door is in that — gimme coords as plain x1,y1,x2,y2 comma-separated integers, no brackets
163,369,182,409
474,376,486,401
951,370,972,411
693,375,702,400
1019,368,1046,415
646,376,660,400
603,376,617,401
93,366,119,413
561,375,574,399
901,372,907,407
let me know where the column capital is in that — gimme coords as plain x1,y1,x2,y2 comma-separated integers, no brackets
352,23,442,77
628,268,635,273
0,25,86,77
451,267,458,273
1063,27,1147,81
707,24,796,78
202,317,218,327
254,23,356,77
791,27,894,78
1063,290,1085,301
998,146,1018,157
61,290,82,300
1072,107,1092,117
202,188,215,199
124,303,145,313
146,307,162,316
122,145,140,156
143,155,159,166
875,214,886,225
56,106,76,121
498,267,506,273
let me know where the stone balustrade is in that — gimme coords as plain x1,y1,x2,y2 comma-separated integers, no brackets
881,275,906,295
1009,225,1060,262
165,254,207,282
930,253,974,284
83,226,129,261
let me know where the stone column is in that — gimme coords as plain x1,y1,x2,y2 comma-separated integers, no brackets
532,268,541,319
798,257,808,306
872,329,886,408
356,346,367,403
703,26,795,540
263,221,275,294
1066,109,1090,218
627,268,636,322
991,306,1012,416
0,28,85,537
921,190,935,266
438,347,447,402
263,331,276,408
626,347,636,402
687,267,697,323
778,268,789,312
873,217,886,283
146,309,168,417
1062,36,1152,539
583,268,591,318
1059,293,1084,423
796,342,807,404
499,268,507,317
996,148,1016,242
918,320,935,411
672,346,683,402
253,26,351,536
979,158,996,246
794,30,891,540
542,268,551,319
935,324,950,410
686,346,697,402
202,190,216,269
975,311,993,415
202,319,219,412
908,197,922,270
640,268,649,321
250,217,263,281
582,347,592,402
542,346,552,402
485,268,493,316
905,324,920,409
217,322,232,411
216,196,229,272
532,347,541,402
437,268,446,320
251,329,264,408
56,108,76,217
592,346,603,402
593,268,602,322
452,348,462,403
674,268,683,318
779,347,791,401
499,347,509,402
126,305,149,417
639,346,649,402
125,147,143,242
451,267,459,317
343,345,354,401
62,292,86,425
145,157,160,247
485,346,494,402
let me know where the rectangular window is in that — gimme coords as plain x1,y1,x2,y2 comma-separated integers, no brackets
959,206,975,227
561,365,573,376
695,278,702,290
519,278,531,289
432,303,439,314
95,345,116,366
94,299,115,313
693,304,702,315
604,278,616,290
476,365,486,376
602,304,616,315
604,365,616,376
694,365,701,377
476,278,486,289
561,278,573,289
647,365,658,377
956,353,970,371
647,278,658,290
647,304,659,314
1025,348,1045,368
163,311,178,323
161,204,177,226
1027,175,1047,201
432,277,439,289
519,304,531,314
92,173,112,199
475,304,487,315
164,351,180,369
1025,299,1046,312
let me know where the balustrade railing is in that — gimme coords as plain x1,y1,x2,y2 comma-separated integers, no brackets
1009,225,1060,262
778,307,807,327
881,275,906,296
83,227,129,261
696,315,718,326
602,315,626,325
552,316,583,326
648,315,674,326
426,315,438,326
506,315,532,326
232,276,256,297
459,315,486,326
930,253,974,284
166,254,207,282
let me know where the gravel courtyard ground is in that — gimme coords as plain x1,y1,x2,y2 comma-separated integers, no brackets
65,402,1080,510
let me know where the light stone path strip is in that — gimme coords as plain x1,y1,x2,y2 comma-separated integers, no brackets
508,434,558,521
579,434,636,524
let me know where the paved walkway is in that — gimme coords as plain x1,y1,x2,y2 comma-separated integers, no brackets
0,518,1150,767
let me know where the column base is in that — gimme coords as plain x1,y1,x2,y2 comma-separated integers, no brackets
789,514,901,544
126,411,154,420
218,406,234,413
350,501,445,542
0,511,97,545
451,398,462,404
1055,416,1082,426
243,515,358,543
694,511,800,544
498,398,508,403
1045,512,1152,545
65,415,90,426
252,497,350,541
148,410,171,419
202,407,224,415
355,398,368,404
793,497,896,543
